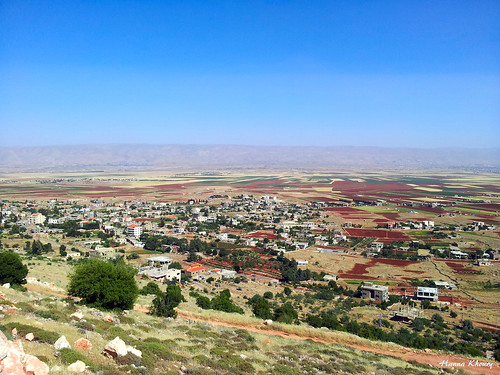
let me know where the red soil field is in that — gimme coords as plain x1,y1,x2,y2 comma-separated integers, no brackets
344,228,411,241
247,231,278,240
445,261,481,274
339,258,419,280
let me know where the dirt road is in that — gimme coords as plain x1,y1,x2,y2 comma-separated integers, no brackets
173,309,499,375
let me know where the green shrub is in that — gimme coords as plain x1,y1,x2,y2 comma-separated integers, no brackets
3,323,58,344
68,258,138,310
0,252,28,285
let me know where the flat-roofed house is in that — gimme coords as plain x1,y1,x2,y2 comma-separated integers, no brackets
360,282,389,302
415,287,438,301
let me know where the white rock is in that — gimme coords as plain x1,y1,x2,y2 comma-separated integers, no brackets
126,345,142,358
54,336,71,350
263,319,273,325
69,311,84,320
2,283,10,289
103,336,128,357
25,333,35,341
67,360,86,373
239,354,248,359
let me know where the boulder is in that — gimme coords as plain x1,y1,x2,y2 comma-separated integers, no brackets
1,333,25,375
102,315,113,322
67,360,87,373
126,345,142,358
0,331,49,375
24,354,49,375
54,336,71,350
2,283,10,289
70,311,84,321
263,319,273,326
103,337,127,358
0,331,9,361
25,333,35,342
74,338,92,350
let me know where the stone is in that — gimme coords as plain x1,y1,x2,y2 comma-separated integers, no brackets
25,333,35,341
0,291,6,299
239,354,248,359
74,338,92,350
11,328,17,338
0,331,9,361
67,360,87,373
102,315,113,322
24,354,49,375
70,311,84,320
103,336,128,358
2,283,10,289
126,345,142,358
1,335,25,375
264,339,270,345
263,319,273,326
54,335,71,350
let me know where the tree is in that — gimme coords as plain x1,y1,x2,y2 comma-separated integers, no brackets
59,244,67,257
151,285,185,318
274,302,298,324
140,281,162,296
68,259,138,310
263,291,273,299
252,296,273,320
210,289,244,314
0,252,28,285
169,262,182,270
196,295,211,309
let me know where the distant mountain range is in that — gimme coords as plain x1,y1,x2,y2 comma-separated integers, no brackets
0,144,499,172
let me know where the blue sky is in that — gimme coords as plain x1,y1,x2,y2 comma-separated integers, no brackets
1,1,499,148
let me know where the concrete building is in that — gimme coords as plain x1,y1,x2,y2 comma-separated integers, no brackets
127,224,142,238
31,213,46,225
415,287,439,301
146,256,172,268
360,282,389,302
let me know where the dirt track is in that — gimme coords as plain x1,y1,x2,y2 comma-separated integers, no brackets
171,308,500,375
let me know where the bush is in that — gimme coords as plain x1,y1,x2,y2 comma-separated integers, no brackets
196,295,211,310
0,252,28,285
68,259,138,310
3,323,59,344
151,285,185,318
140,282,162,296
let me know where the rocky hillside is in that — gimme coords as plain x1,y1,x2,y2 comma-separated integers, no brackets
0,284,446,375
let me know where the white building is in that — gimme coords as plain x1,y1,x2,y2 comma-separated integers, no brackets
127,224,142,238
415,287,439,301
31,213,46,225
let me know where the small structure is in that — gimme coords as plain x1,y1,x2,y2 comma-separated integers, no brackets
476,259,491,266
433,281,457,290
360,282,389,302
89,247,116,260
296,259,308,266
415,287,438,301
146,256,172,268
390,305,424,322
323,274,338,282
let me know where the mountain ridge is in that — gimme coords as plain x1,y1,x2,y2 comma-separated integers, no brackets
1,144,499,172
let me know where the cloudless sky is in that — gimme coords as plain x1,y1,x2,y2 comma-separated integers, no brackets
1,0,499,148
